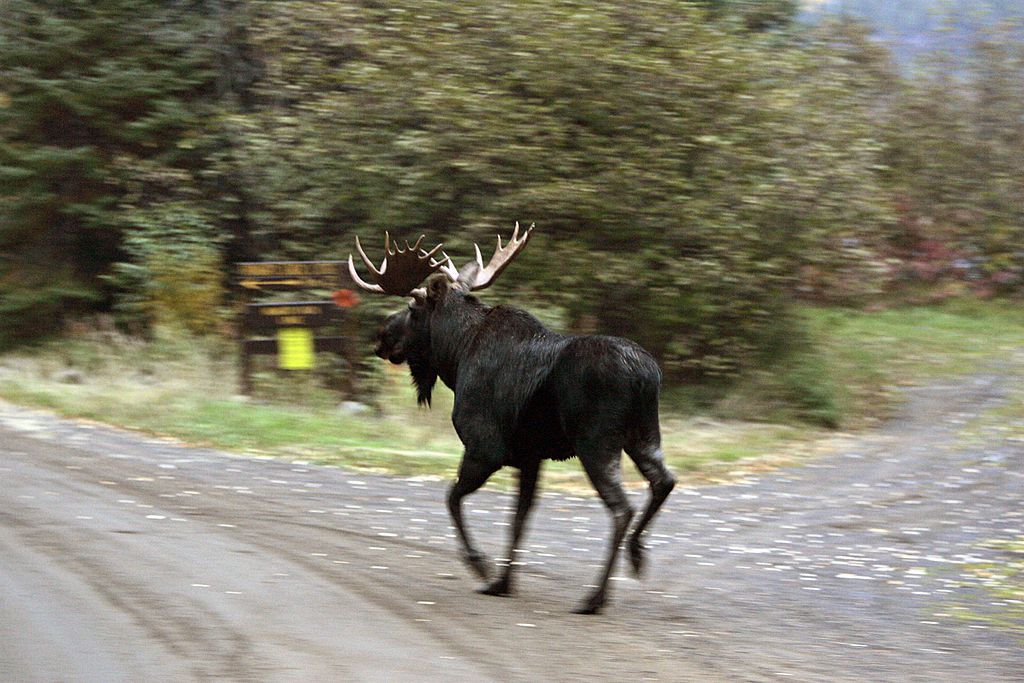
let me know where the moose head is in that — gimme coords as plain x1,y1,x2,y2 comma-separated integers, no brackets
348,224,534,401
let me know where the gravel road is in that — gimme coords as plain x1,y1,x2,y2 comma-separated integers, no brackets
1,369,1022,681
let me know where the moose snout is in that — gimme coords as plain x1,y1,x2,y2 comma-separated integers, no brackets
375,340,405,364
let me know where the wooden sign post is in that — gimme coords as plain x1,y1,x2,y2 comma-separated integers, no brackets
236,261,358,395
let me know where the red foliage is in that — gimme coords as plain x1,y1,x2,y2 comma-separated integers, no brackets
332,289,360,308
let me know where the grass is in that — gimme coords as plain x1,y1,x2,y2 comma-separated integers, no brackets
0,327,817,488
0,298,1021,488
0,331,465,476
957,347,1024,446
802,299,1024,426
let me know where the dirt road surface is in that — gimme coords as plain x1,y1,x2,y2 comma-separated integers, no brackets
2,371,1022,681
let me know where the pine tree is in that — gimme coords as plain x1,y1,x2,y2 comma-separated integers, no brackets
0,0,216,343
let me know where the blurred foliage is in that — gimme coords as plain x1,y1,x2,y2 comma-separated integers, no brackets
1,0,1022,419
0,0,218,343
809,0,1023,66
882,20,1024,295
108,203,226,335
234,1,892,382
701,0,799,31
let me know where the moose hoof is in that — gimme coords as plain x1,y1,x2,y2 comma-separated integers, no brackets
572,592,606,615
628,541,646,578
477,577,512,597
463,552,490,580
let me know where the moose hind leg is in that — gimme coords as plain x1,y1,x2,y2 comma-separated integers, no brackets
575,448,634,615
624,442,675,578
448,457,499,581
479,457,541,597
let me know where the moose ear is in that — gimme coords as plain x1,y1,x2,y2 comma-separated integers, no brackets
426,274,450,302
456,261,480,289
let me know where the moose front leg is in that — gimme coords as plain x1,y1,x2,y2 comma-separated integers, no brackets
447,457,499,580
479,457,541,597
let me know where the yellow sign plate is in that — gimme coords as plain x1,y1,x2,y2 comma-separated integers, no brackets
277,328,315,370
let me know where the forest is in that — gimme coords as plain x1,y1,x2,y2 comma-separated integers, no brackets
1,0,1022,423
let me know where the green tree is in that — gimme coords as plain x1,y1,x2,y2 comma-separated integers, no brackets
238,1,890,384
882,22,1024,292
701,0,799,30
0,0,216,343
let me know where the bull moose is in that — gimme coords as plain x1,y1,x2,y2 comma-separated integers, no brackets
348,224,675,613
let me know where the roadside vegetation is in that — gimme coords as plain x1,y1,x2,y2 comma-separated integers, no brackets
805,300,1024,425
2,2,1022,486
3,2,1023,386
2,299,1021,488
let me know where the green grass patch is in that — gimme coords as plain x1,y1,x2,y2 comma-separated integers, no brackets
802,299,1024,425
956,347,1024,446
1,298,1022,484
0,327,821,486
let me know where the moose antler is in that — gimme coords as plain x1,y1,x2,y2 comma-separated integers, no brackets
347,232,450,298
453,222,534,291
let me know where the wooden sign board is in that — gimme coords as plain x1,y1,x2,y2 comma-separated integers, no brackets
236,260,359,394
244,301,346,333
236,261,347,291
